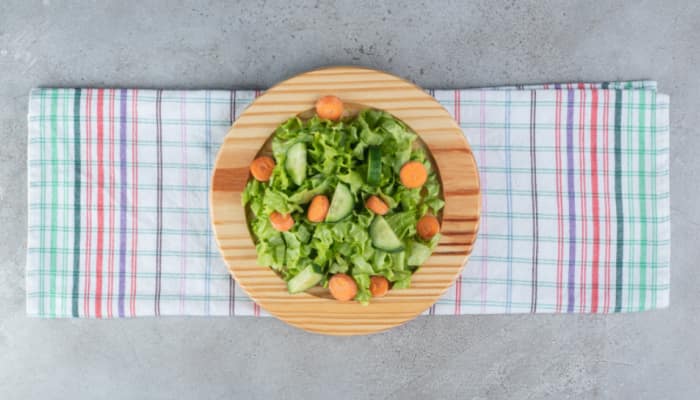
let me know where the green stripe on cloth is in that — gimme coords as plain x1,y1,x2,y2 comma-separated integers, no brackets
626,88,634,312
25,83,671,317
72,89,82,317
38,89,46,316
638,90,648,310
49,89,58,316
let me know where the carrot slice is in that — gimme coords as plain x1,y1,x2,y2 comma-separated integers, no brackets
328,273,357,301
250,156,276,182
369,276,389,297
417,214,440,240
315,95,344,120
307,195,330,222
365,195,389,215
399,161,428,189
269,212,294,232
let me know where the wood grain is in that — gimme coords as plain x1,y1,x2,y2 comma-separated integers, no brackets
210,66,480,335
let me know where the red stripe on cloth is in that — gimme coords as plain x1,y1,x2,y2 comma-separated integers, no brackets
454,89,462,315
590,89,601,313
107,89,116,318
83,89,93,317
602,90,612,313
554,90,564,312
130,89,139,317
578,90,588,312
95,89,105,318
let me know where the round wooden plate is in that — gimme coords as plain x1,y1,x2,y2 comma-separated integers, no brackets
210,66,480,335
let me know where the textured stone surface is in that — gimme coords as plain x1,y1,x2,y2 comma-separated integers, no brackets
1,1,698,399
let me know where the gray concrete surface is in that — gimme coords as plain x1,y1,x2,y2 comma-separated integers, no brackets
1,0,698,399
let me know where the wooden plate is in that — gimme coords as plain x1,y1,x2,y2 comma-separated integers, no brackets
210,66,480,335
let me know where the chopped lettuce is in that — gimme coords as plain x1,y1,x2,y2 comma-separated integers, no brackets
241,109,445,304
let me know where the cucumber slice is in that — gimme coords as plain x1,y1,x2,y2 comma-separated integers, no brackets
326,183,354,222
407,240,432,266
287,264,323,294
370,215,405,253
367,145,381,186
285,142,307,186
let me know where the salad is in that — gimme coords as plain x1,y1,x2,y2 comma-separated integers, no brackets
241,96,444,304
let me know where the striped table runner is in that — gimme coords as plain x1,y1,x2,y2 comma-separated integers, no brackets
26,81,670,317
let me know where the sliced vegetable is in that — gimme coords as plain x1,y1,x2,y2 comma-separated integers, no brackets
417,214,440,240
329,273,358,301
250,156,275,182
367,145,382,185
325,183,354,222
269,212,294,232
307,195,330,223
400,161,428,189
285,142,307,186
287,264,323,294
370,215,404,253
315,95,344,120
369,276,389,297
365,195,389,215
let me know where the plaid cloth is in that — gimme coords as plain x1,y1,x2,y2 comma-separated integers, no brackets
26,82,670,317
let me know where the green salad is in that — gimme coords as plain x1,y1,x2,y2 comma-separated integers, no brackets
242,103,444,304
